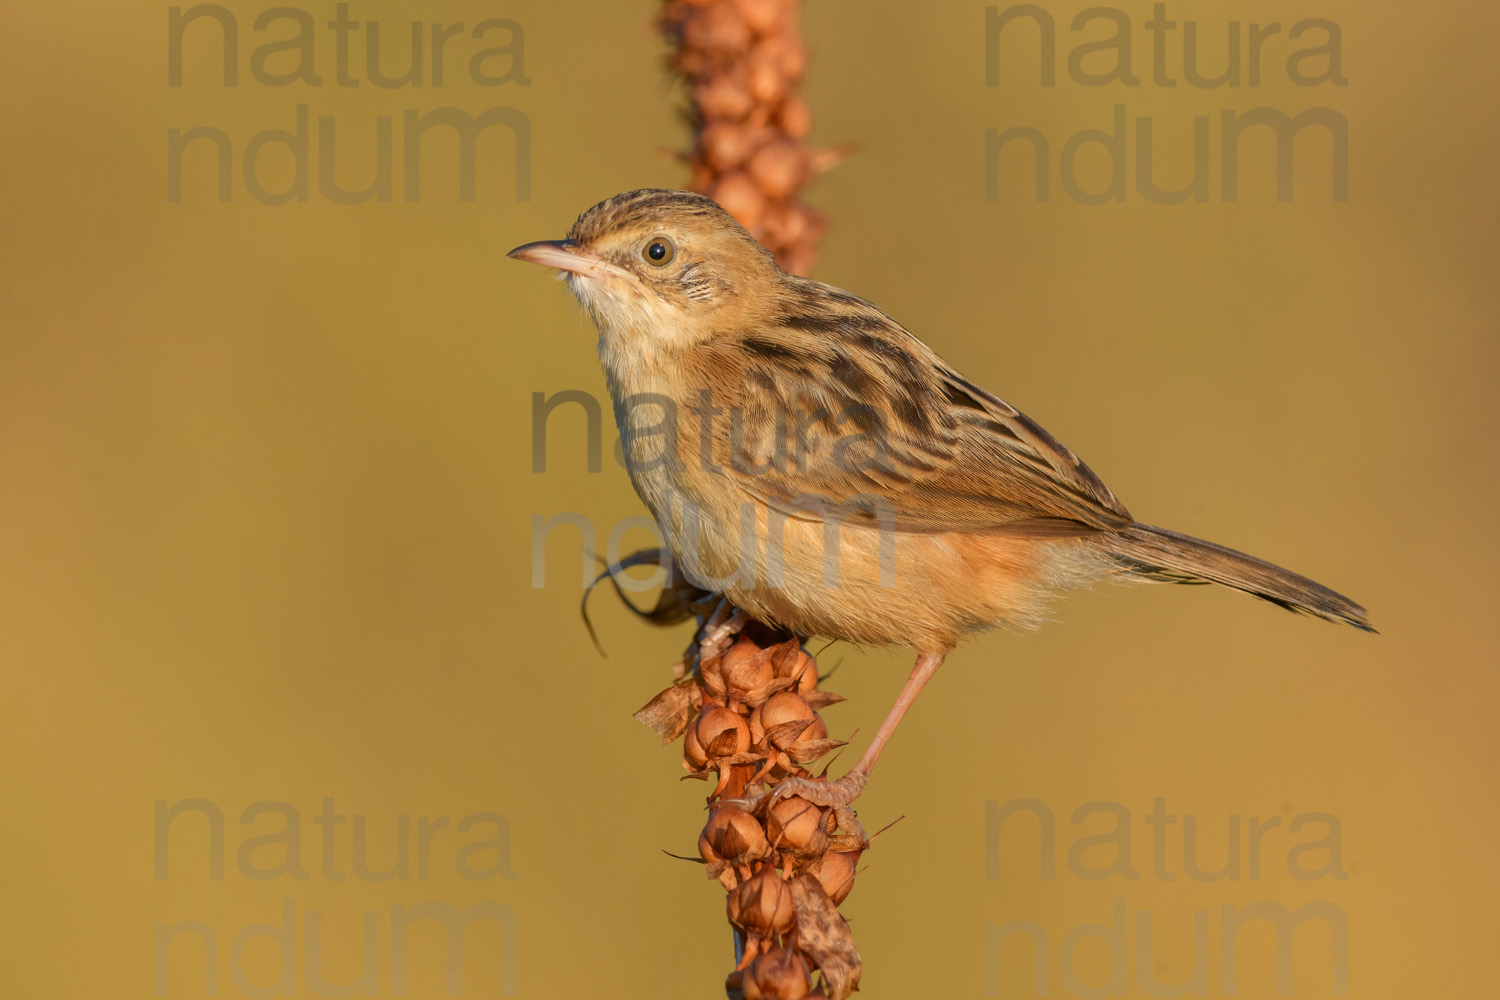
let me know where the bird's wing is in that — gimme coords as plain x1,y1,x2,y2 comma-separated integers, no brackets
685,300,1132,538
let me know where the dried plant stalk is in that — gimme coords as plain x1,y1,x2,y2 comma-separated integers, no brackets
660,0,850,276
599,551,871,999
612,10,859,993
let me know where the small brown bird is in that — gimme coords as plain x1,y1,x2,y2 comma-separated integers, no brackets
509,188,1372,809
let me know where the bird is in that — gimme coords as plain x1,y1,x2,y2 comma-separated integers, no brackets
508,187,1373,810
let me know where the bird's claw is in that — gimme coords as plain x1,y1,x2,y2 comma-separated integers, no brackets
698,603,747,662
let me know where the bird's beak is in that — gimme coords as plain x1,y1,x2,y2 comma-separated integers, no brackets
506,239,632,280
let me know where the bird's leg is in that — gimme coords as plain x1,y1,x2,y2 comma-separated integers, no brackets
736,650,948,823
850,650,947,778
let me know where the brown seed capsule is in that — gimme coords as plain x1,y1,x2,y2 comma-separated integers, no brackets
778,245,815,278
698,648,728,702
775,95,812,138
700,121,752,171
709,171,767,229
694,73,755,121
695,705,751,758
705,805,770,864
776,203,812,251
737,0,791,35
727,864,796,937
683,715,709,771
775,36,806,79
801,713,827,743
760,690,814,736
767,795,829,856
697,829,721,865
809,847,858,904
721,639,775,702
746,44,788,104
769,643,818,691
742,944,811,1000
760,690,813,727
683,2,752,55
748,702,765,744
747,138,807,201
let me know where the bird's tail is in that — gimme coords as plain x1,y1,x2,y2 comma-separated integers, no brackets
1106,523,1375,632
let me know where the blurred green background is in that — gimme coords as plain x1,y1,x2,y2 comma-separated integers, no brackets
3,0,1497,996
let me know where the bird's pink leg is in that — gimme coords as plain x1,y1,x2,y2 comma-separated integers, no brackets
850,649,947,776
737,650,948,821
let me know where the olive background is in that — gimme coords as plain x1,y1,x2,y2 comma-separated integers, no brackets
3,1,1497,997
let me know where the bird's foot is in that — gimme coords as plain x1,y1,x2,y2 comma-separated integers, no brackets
698,603,747,663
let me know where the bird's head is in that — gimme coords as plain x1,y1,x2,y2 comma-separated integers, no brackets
508,189,780,352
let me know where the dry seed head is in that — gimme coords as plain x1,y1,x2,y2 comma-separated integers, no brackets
697,829,721,865
683,715,710,770
727,864,796,937
747,138,807,200
775,95,811,138
683,2,752,54
700,121,753,170
770,643,818,693
695,705,751,758
737,0,792,34
767,795,830,858
698,648,729,701
760,691,813,729
705,805,770,864
758,690,816,749
666,0,838,274
721,638,776,702
808,848,859,905
746,44,789,103
803,713,827,743
694,72,755,120
742,944,812,1000
708,171,767,229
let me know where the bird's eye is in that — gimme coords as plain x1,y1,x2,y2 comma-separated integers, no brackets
643,237,675,266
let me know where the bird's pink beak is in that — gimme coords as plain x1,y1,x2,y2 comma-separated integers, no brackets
507,239,632,280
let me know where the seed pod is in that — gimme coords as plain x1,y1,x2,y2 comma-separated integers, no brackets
767,795,829,857
774,202,809,248
748,138,807,200
737,0,791,35
695,705,751,759
697,829,721,865
709,171,767,229
727,864,796,937
683,714,709,771
774,35,806,79
760,690,813,729
721,639,775,703
759,691,816,749
705,805,770,864
746,43,788,104
778,245,815,279
698,648,728,702
775,95,811,138
770,643,818,692
808,847,858,904
801,713,827,743
700,121,753,171
694,72,755,121
683,3,752,55
742,944,811,1000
